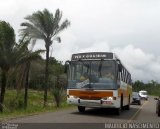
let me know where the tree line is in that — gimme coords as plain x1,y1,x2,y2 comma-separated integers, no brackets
133,80,160,96
0,8,70,112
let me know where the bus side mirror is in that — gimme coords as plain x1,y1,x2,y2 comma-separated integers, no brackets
118,64,122,72
64,61,70,73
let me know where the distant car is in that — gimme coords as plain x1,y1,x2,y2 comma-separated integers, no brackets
132,92,141,105
154,97,160,117
139,90,148,100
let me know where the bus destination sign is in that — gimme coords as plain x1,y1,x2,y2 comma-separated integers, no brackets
71,52,113,60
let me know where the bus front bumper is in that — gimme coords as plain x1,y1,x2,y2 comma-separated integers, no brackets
67,97,120,108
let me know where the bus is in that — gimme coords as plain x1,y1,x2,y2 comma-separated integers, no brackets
65,52,132,115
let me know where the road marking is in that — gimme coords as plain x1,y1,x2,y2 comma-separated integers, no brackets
127,101,148,123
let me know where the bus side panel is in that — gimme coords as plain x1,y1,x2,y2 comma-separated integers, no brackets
118,81,132,106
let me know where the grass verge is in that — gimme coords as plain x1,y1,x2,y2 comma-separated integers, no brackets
0,89,75,122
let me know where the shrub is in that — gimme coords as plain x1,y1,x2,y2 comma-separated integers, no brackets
52,75,66,107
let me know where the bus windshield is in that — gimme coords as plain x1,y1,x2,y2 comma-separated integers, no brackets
68,60,118,89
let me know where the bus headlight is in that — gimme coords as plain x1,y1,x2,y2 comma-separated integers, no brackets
102,97,116,100
108,97,113,100
67,95,78,99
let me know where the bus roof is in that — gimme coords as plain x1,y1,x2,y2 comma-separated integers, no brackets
71,52,119,61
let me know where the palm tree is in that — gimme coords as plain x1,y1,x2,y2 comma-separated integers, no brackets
15,37,44,108
0,21,16,112
20,8,70,106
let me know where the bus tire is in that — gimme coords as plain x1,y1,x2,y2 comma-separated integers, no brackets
115,108,121,115
116,96,123,115
78,106,85,112
121,94,124,110
158,110,160,117
125,95,130,110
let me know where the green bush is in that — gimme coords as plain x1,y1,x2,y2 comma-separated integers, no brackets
52,89,65,107
4,92,24,112
52,75,66,107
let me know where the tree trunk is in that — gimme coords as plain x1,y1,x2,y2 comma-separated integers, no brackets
24,63,30,109
44,44,50,107
0,70,7,112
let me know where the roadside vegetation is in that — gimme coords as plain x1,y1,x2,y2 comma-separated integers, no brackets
0,8,71,120
0,89,72,121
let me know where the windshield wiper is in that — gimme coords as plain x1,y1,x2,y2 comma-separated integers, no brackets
81,83,92,89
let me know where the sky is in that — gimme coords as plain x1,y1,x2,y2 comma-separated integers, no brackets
1,0,160,82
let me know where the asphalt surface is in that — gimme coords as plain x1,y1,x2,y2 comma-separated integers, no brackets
1,96,160,129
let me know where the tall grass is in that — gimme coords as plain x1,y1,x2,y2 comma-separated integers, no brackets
0,89,72,121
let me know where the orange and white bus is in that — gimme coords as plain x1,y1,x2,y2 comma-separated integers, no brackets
65,52,132,115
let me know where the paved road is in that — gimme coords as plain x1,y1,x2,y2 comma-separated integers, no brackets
3,96,160,129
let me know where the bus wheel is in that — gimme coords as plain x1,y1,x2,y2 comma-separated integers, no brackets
115,108,121,115
125,95,130,110
116,96,123,115
78,106,85,112
121,95,124,110
158,110,160,117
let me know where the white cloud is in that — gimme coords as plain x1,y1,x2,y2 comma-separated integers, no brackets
113,45,160,82
79,41,110,53
51,29,77,63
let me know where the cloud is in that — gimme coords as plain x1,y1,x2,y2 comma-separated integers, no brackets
50,29,77,63
113,45,160,82
79,41,110,53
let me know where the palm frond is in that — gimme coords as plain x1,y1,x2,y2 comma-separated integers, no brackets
0,21,16,69
56,19,70,34
20,22,45,39
52,36,61,43
17,49,45,65
20,8,70,47
30,39,37,51
25,12,46,34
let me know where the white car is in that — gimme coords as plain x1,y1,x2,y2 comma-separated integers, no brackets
139,90,148,100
